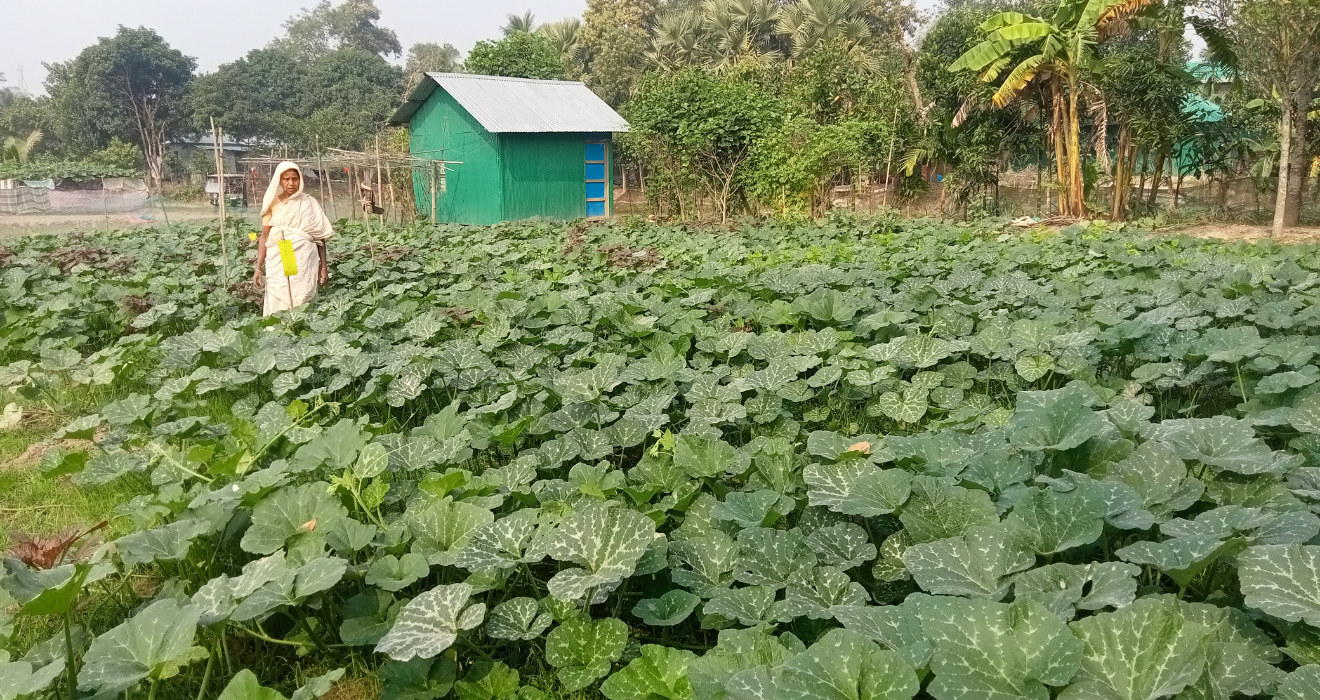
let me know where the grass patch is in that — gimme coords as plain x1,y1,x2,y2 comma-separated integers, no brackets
0,426,49,464
0,459,143,549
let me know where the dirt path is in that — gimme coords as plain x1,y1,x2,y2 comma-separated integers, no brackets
0,203,257,238
1163,222,1320,244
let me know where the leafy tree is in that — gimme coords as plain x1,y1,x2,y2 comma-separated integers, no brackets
192,45,400,150
581,0,658,106
190,47,308,143
405,43,463,89
188,148,215,176
465,32,566,81
300,47,405,149
912,1,1042,215
44,26,195,188
1210,0,1320,234
626,68,782,220
275,0,402,58
502,11,538,35
786,35,906,123
1094,36,1193,219
949,0,1152,217
748,117,891,214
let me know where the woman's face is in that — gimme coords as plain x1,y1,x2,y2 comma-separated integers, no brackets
280,169,300,196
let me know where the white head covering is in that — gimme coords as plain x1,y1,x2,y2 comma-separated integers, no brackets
259,161,333,243
261,161,304,221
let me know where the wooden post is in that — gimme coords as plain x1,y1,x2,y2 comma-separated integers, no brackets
882,104,898,209
314,135,327,211
211,118,229,289
430,161,438,222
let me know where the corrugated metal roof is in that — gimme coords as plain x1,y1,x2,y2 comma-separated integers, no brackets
388,73,629,133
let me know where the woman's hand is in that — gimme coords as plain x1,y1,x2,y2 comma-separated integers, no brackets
253,266,264,287
318,264,329,285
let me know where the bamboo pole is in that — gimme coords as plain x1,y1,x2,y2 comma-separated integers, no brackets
882,104,899,209
430,161,437,222
211,118,229,289
359,166,376,266
384,156,396,225
318,138,336,220
375,134,385,227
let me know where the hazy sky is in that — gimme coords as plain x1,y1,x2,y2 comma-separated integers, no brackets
4,0,949,95
3,0,589,94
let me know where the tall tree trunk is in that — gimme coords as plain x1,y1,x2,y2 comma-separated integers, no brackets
1052,83,1070,216
1274,81,1313,234
1036,149,1045,215
1066,74,1084,216
1111,122,1130,221
1137,148,1147,203
1148,148,1166,207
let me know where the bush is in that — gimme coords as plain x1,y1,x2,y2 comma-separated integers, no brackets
89,137,143,170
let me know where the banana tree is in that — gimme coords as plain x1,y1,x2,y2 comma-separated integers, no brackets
948,0,1151,216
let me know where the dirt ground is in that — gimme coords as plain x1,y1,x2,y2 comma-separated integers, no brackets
1162,222,1320,244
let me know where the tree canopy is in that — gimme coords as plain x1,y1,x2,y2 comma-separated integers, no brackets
465,31,567,81
42,25,195,186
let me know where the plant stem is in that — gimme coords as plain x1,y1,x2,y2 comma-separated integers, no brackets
64,611,78,700
635,634,709,651
234,623,323,647
221,624,233,677
297,611,331,653
459,636,497,663
147,679,160,700
195,644,215,700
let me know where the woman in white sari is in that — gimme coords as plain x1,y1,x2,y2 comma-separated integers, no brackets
253,162,334,316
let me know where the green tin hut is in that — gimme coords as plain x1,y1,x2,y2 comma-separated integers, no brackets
388,73,629,225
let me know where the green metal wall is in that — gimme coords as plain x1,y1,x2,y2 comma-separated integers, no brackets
500,133,585,221
409,90,504,225
410,89,614,224
499,133,612,220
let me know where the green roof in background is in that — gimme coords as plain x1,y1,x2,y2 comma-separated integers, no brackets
1184,93,1224,123
1187,61,1232,83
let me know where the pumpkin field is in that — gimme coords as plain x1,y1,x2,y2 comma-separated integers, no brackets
0,215,1319,700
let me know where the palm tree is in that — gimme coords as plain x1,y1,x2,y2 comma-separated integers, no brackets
774,0,872,61
540,18,586,75
647,10,712,71
1,130,42,164
948,0,1151,216
705,0,780,71
501,10,536,36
